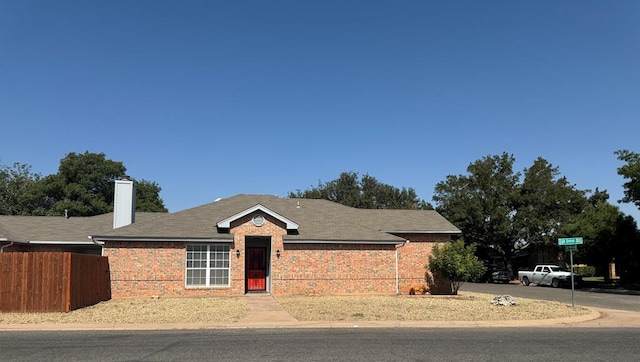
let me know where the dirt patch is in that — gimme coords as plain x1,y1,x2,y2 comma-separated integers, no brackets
275,292,591,322
0,297,248,324
0,292,591,325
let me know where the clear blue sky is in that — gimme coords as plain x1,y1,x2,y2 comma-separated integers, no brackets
1,1,639,222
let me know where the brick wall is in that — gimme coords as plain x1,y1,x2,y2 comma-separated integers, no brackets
231,211,287,281
393,233,450,294
104,211,290,297
101,213,455,297
273,243,397,295
107,241,182,297
105,241,241,297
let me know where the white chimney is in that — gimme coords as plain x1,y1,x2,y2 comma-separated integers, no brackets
113,176,136,229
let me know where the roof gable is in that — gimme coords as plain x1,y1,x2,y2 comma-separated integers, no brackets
216,204,299,230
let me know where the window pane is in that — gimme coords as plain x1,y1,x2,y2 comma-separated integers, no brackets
187,269,206,286
210,268,230,286
186,244,230,287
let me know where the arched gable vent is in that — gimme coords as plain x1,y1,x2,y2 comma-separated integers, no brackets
216,204,299,231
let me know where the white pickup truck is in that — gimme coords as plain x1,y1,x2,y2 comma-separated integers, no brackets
518,265,581,288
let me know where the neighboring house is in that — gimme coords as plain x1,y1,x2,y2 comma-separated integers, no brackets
0,179,461,297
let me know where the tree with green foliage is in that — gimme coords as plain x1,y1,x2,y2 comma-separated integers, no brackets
616,149,640,210
561,190,620,278
0,162,42,215
562,189,640,282
135,180,168,213
433,153,520,273
43,151,127,216
426,240,486,295
433,153,587,275
613,215,640,283
515,157,587,246
0,152,168,216
289,171,431,209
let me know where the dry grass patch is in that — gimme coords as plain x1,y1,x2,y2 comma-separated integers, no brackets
275,292,590,322
1,293,592,325
0,297,248,324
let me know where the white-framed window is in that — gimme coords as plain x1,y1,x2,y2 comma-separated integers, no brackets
186,244,230,287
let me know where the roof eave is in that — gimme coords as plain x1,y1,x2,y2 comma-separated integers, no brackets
383,230,462,234
90,236,233,243
1,238,28,244
283,239,405,245
23,240,97,245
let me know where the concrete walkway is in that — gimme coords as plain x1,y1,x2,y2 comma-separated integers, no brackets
236,293,298,327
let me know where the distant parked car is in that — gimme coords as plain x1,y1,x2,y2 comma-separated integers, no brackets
518,265,582,288
490,270,511,284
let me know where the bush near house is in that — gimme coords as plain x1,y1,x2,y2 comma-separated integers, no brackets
426,240,486,295
573,265,596,277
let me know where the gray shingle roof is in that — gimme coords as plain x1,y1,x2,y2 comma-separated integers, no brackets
1,195,460,244
94,195,460,242
0,213,163,242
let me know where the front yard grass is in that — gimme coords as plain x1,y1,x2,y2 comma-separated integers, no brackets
0,297,249,324
0,292,591,324
275,292,590,322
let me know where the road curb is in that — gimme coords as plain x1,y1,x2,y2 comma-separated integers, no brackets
0,308,605,331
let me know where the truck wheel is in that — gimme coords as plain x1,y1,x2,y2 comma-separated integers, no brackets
521,277,530,286
551,278,560,288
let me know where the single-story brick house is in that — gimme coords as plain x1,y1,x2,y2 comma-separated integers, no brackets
0,179,461,297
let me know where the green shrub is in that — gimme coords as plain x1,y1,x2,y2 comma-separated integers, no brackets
573,265,596,277
426,240,486,295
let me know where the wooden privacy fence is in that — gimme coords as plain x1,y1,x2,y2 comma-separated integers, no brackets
0,252,111,312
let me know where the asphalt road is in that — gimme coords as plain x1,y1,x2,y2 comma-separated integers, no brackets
460,282,640,312
2,328,640,361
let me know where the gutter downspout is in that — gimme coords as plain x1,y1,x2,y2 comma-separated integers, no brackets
395,240,409,295
89,236,105,256
0,241,14,253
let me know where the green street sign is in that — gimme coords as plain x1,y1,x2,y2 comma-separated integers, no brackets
558,237,584,246
565,244,578,251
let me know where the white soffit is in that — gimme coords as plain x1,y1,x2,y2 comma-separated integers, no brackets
27,240,96,245
217,204,299,230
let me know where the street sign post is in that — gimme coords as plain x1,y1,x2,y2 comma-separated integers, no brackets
558,237,583,246
558,237,583,308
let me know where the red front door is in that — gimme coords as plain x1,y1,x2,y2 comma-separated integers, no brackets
246,247,267,291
